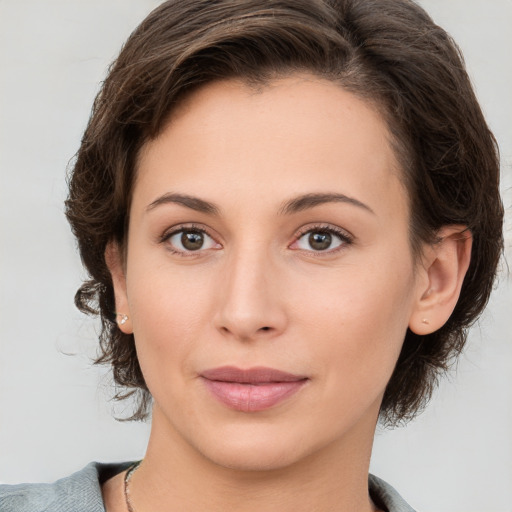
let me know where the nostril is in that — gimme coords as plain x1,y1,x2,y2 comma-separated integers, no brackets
260,326,271,331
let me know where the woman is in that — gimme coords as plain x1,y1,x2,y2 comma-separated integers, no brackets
0,0,504,511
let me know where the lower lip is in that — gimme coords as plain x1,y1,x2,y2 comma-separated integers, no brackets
202,379,307,412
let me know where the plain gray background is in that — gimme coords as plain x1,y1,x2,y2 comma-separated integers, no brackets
0,1,511,510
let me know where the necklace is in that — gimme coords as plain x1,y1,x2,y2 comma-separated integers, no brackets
124,461,142,512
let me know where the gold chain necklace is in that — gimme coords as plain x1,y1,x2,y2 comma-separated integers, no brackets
124,461,142,512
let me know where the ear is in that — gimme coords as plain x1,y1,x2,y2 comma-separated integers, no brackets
409,226,472,335
105,241,133,334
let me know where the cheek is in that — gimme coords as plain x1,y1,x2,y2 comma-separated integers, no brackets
290,253,415,389
124,251,216,380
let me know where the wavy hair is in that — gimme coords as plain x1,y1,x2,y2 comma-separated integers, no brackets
65,0,503,424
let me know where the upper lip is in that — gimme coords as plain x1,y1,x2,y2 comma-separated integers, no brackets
200,366,307,383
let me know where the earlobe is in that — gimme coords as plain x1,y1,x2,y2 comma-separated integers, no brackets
105,242,133,334
409,226,472,335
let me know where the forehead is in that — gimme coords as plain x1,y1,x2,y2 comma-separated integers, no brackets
135,74,407,220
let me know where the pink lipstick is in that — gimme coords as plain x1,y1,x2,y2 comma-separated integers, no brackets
201,366,308,412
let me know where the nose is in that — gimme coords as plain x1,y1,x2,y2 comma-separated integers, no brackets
213,246,288,342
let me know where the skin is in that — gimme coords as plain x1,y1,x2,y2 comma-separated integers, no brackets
103,75,472,512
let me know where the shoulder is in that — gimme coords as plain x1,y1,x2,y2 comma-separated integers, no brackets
369,474,417,512
0,462,133,512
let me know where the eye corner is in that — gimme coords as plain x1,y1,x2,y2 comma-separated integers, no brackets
160,224,222,256
290,224,354,255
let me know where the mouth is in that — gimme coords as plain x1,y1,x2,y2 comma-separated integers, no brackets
200,366,309,412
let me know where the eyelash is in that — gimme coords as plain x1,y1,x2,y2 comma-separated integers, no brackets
159,223,354,257
160,224,219,257
291,224,354,255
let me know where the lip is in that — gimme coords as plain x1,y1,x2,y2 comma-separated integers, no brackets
200,366,308,412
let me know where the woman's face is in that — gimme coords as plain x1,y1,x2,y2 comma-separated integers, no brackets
113,75,427,470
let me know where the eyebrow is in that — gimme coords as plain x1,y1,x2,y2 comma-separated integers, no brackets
146,191,374,216
279,193,375,215
146,193,220,215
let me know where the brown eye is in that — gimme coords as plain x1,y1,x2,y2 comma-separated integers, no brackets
308,232,332,251
292,227,348,253
181,231,204,251
166,228,219,254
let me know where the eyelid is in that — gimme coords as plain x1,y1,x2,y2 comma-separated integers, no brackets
294,223,354,240
158,222,353,256
290,223,354,253
160,223,222,255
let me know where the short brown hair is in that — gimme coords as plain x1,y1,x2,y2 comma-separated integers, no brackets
65,0,503,425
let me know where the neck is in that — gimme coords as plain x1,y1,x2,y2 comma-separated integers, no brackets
130,404,380,512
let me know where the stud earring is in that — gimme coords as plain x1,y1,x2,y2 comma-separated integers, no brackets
117,313,129,325
421,318,429,325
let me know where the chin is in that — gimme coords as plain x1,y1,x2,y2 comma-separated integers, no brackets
201,437,310,473
186,416,337,474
